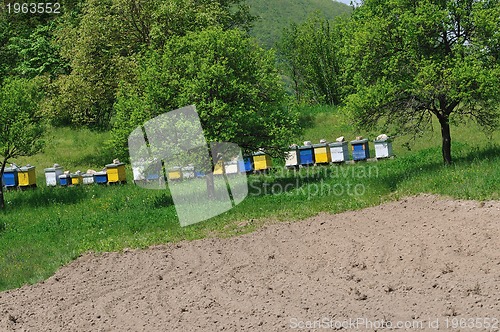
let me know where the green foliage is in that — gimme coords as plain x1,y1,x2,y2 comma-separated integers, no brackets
43,0,255,129
279,13,346,105
7,22,69,79
44,0,137,128
111,27,299,160
0,1,72,83
246,0,352,48
0,12,14,83
0,77,46,208
150,0,255,48
0,78,46,160
342,0,500,164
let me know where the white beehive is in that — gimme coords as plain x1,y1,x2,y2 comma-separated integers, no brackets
44,165,64,187
374,140,393,159
181,165,195,179
82,173,95,185
285,149,300,168
224,160,239,175
329,141,349,163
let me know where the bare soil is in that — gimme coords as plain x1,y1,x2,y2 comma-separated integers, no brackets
1,194,499,331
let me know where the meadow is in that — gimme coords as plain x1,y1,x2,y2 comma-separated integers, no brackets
0,105,498,291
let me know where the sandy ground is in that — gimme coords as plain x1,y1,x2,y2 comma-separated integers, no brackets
1,194,499,332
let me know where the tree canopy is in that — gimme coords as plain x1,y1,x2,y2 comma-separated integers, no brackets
111,27,298,160
41,0,255,128
0,78,46,209
343,0,500,164
279,13,346,105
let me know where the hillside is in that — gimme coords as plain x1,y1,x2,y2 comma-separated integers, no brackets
246,0,352,48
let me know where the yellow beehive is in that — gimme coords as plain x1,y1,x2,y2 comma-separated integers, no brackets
168,167,182,181
313,143,332,164
253,153,272,171
18,166,37,187
70,173,83,185
213,160,224,175
106,163,127,183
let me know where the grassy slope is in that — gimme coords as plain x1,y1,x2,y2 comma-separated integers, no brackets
1,106,498,291
246,0,352,48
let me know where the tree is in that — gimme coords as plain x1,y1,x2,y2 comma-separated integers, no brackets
112,27,297,156
45,0,255,129
0,1,69,84
279,14,345,105
343,0,500,164
0,78,45,209
8,22,69,79
110,28,298,193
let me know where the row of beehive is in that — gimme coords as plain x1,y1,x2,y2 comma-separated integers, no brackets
153,140,393,180
1,163,127,189
285,139,393,168
162,152,273,182
1,166,37,189
49,163,127,187
2,140,393,187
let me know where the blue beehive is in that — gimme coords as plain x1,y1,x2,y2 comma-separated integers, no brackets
299,146,315,166
59,174,70,186
350,139,370,161
2,167,19,189
94,171,108,184
238,156,253,173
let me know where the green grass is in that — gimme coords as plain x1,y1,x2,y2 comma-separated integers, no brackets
12,127,114,172
0,108,499,291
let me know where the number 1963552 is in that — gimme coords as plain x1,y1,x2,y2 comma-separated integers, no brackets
5,2,61,14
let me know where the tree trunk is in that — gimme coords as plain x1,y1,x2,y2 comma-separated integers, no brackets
206,172,215,199
0,161,6,210
0,182,4,210
438,115,452,165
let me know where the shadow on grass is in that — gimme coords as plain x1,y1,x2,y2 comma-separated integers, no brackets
71,149,117,169
297,113,316,133
247,164,367,197
5,186,90,209
457,144,500,163
150,193,175,208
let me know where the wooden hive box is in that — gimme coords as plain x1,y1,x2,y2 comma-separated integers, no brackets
253,152,272,171
350,139,370,161
374,139,393,159
238,156,253,173
313,143,332,164
18,166,37,188
299,146,315,166
167,167,182,181
106,163,127,183
329,142,350,163
285,147,300,169
2,167,19,189
44,166,64,187
70,173,83,185
94,171,108,184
